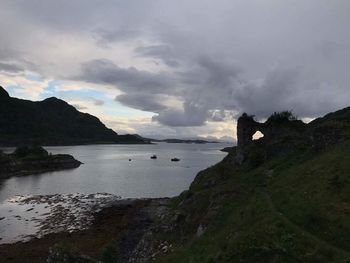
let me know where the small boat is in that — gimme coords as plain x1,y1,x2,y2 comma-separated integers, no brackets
171,158,180,162
150,155,157,159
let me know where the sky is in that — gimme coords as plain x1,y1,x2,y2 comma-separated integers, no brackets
0,0,349,141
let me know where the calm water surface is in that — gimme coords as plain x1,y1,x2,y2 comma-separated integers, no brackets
0,143,229,202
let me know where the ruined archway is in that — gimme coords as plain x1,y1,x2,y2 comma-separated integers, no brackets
235,111,307,164
252,130,264,140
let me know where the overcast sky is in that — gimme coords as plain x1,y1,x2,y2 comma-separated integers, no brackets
1,0,349,141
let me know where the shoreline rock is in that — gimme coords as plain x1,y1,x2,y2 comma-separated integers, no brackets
220,146,235,153
0,146,82,182
0,197,167,263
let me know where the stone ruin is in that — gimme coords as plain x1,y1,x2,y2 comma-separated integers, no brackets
235,113,307,164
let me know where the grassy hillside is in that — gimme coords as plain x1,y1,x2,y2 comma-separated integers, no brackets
24,133,350,263
150,139,350,262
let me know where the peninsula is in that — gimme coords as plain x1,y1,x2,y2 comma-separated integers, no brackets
0,146,81,181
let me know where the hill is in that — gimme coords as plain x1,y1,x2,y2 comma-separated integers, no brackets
148,138,219,144
1,107,350,263
108,107,349,263
136,108,349,263
0,86,147,146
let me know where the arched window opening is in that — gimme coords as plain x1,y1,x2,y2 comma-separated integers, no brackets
252,130,264,141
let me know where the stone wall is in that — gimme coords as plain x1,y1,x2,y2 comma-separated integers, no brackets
235,113,307,164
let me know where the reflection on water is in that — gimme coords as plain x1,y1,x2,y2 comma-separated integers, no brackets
0,142,229,202
0,142,230,244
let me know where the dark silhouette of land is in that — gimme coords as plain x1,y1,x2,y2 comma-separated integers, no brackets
0,86,148,146
0,146,81,181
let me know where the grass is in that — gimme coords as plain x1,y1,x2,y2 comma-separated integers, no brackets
151,140,350,263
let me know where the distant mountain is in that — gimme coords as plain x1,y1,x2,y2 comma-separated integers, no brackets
0,86,148,146
162,138,218,144
146,138,219,144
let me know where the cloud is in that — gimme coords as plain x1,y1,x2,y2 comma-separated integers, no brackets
1,0,350,138
72,104,88,111
116,93,166,112
77,50,350,127
92,28,141,48
0,62,24,73
233,66,349,118
78,59,174,94
152,101,209,127
135,45,180,67
77,55,242,127
91,98,105,106
233,67,300,117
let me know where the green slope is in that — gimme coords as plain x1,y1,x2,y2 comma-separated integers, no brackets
152,139,350,262
40,141,350,263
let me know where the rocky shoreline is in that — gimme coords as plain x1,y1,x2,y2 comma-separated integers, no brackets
0,193,123,244
0,196,170,263
0,146,183,262
0,146,184,262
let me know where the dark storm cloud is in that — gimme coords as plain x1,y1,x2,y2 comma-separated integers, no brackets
233,68,300,117
152,101,209,127
0,62,24,73
233,67,348,119
117,93,167,112
151,56,242,126
209,110,236,122
92,27,142,48
78,50,349,127
197,56,241,87
0,0,155,33
1,0,350,129
0,47,21,61
79,59,174,94
78,55,241,126
135,45,180,67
